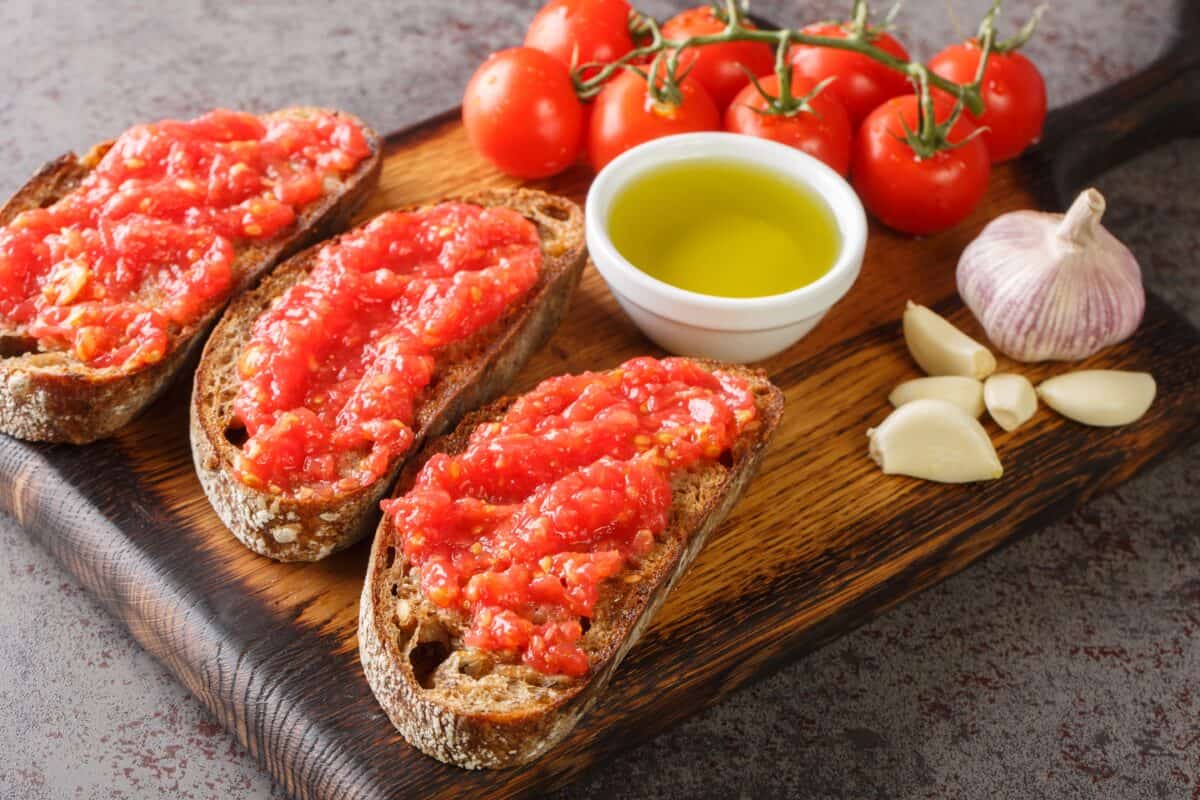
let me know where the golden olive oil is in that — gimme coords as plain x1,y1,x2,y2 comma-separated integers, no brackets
607,159,841,298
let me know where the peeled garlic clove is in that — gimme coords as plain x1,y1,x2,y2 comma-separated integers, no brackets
957,188,1145,362
889,376,985,418
984,373,1038,432
903,301,997,379
868,398,1003,483
1037,370,1156,427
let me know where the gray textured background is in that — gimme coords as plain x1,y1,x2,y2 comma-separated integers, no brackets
1,1,1196,798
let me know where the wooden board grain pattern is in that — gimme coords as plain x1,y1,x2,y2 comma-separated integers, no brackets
2,31,1200,800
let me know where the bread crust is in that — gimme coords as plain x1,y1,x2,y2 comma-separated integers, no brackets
358,362,784,768
0,108,383,444
190,190,587,562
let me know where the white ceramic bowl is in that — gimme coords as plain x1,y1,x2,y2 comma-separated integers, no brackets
586,132,867,363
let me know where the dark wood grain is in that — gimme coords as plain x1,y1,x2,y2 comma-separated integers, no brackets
3,22,1200,799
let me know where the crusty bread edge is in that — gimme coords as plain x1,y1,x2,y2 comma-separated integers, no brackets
0,108,383,444
358,364,785,768
190,190,587,562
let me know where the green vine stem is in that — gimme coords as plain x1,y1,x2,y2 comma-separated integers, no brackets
576,0,1044,154
994,4,1046,54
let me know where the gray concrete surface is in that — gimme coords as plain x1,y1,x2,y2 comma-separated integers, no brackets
0,1,1195,798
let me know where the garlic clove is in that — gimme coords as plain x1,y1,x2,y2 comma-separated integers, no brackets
1037,370,1156,427
957,188,1145,363
889,376,986,418
983,373,1038,432
902,301,997,379
868,398,1003,484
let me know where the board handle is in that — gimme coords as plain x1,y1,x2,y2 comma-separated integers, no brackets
1027,0,1200,207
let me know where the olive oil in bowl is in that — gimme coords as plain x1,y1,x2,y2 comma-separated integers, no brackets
606,159,841,299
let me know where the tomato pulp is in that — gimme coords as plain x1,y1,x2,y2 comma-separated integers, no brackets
231,203,542,498
0,109,371,369
384,357,760,677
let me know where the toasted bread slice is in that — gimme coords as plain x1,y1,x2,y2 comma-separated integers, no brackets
358,362,784,768
0,108,383,444
191,189,587,562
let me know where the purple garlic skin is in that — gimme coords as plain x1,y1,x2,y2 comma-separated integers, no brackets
956,189,1145,363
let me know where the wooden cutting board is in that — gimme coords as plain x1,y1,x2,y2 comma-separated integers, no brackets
2,22,1199,800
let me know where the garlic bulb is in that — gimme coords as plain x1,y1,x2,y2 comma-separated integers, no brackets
957,188,1144,362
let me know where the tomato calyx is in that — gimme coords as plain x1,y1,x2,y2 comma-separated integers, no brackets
615,51,696,112
896,73,987,161
739,63,835,119
734,27,835,120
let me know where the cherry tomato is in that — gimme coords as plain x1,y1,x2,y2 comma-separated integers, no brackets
788,23,912,126
524,0,634,80
589,69,719,172
852,95,991,235
725,74,853,176
661,7,774,111
929,41,1047,162
463,47,584,179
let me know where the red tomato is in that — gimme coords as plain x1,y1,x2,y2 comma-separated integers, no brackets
589,69,719,171
852,95,991,235
661,7,775,111
524,0,633,80
463,47,584,179
788,23,912,126
725,74,853,176
929,41,1047,162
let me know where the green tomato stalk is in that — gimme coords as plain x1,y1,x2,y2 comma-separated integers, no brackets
574,0,1045,157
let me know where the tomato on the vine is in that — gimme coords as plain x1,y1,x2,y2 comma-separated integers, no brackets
929,41,1046,162
589,69,719,172
852,95,991,235
725,75,853,176
661,6,774,111
788,23,912,126
462,47,583,179
524,0,634,81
